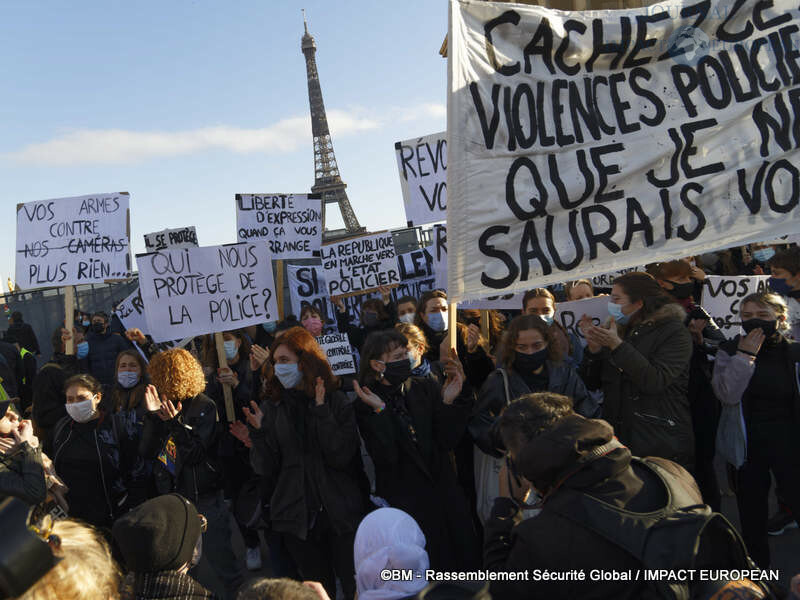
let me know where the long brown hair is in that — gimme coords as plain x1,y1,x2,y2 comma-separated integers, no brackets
613,272,678,325
262,326,338,403
498,315,560,370
111,350,148,412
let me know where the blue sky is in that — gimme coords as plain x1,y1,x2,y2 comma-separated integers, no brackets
1,1,448,290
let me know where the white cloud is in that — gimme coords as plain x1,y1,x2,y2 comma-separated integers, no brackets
3,103,446,166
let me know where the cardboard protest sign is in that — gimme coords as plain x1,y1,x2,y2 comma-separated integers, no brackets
136,243,278,342
554,296,611,341
432,225,448,291
395,132,447,226
113,287,190,351
394,247,437,301
701,275,771,338
321,232,400,297
16,193,131,289
446,0,800,303
316,333,356,376
236,194,322,259
287,264,334,324
144,227,198,252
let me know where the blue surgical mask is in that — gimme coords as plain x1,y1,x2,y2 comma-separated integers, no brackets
398,313,416,324
117,371,140,389
538,314,554,326
274,363,302,389
262,321,277,333
408,351,420,369
223,340,238,360
82,320,90,327
76,341,89,359
426,311,447,332
608,302,636,324
753,248,775,263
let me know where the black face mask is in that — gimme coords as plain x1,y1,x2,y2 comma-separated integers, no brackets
362,311,379,328
383,359,412,386
513,348,548,373
741,319,778,337
666,281,694,300
91,322,105,334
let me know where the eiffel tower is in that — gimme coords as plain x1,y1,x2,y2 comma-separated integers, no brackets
301,12,364,238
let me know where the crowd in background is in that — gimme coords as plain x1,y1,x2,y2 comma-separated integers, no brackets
1,240,800,600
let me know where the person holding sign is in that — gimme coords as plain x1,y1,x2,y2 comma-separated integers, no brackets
86,312,131,386
140,349,243,600
353,329,480,573
712,292,800,569
470,315,591,524
579,273,694,471
244,326,367,600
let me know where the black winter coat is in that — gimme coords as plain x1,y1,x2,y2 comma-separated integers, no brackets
0,340,24,398
6,321,40,355
139,393,222,504
0,442,46,505
580,304,694,469
86,331,131,385
249,387,367,541
356,376,480,572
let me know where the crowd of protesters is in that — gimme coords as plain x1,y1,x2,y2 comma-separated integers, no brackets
1,242,800,599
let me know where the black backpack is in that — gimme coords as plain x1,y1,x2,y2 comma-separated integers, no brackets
546,457,779,600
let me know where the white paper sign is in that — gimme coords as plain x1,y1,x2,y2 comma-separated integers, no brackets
446,0,800,303
321,232,400,297
316,332,356,376
554,296,611,341
395,132,447,226
114,287,149,334
236,193,322,259
136,243,278,342
144,227,198,251
288,264,334,324
701,275,771,338
16,193,131,289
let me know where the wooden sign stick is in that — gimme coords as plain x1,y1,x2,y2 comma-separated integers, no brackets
214,332,235,422
64,286,75,355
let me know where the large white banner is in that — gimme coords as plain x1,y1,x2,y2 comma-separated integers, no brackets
701,275,770,338
447,0,800,302
236,193,322,259
16,193,131,289
395,132,447,226
137,243,278,342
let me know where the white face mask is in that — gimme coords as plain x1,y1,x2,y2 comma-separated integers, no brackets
66,397,98,423
274,363,302,389
398,312,416,324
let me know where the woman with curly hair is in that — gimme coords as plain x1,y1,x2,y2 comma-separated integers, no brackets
140,348,243,599
242,326,368,600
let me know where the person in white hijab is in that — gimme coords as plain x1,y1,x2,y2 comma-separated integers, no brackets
354,508,429,600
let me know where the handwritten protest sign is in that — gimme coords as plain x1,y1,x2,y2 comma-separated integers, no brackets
16,193,131,290
137,243,278,342
432,225,448,291
288,264,334,324
321,232,400,297
395,132,447,226
555,296,611,341
446,0,800,302
113,287,189,351
144,227,198,252
395,247,436,300
236,194,322,259
701,275,771,338
316,333,356,376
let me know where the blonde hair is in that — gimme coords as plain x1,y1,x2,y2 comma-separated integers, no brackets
19,519,120,600
395,323,429,354
741,292,790,332
148,349,207,401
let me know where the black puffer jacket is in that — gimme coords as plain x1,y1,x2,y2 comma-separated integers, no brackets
484,416,702,600
580,304,694,469
249,387,367,540
139,393,222,504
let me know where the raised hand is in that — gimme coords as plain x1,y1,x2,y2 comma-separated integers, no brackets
689,266,706,281
242,401,264,430
442,347,464,405
250,344,270,372
0,437,16,454
314,377,326,406
333,297,346,312
229,421,252,448
143,384,162,413
157,398,183,421
738,328,765,357
586,320,622,351
378,285,393,304
217,366,239,388
353,381,384,411
687,319,706,345
466,324,480,353
125,328,147,344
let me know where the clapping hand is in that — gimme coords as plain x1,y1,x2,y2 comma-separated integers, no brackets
143,385,163,413
353,381,384,412
314,377,326,406
229,421,252,448
242,401,264,430
441,348,465,405
249,344,270,372
584,320,623,351
158,398,182,421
